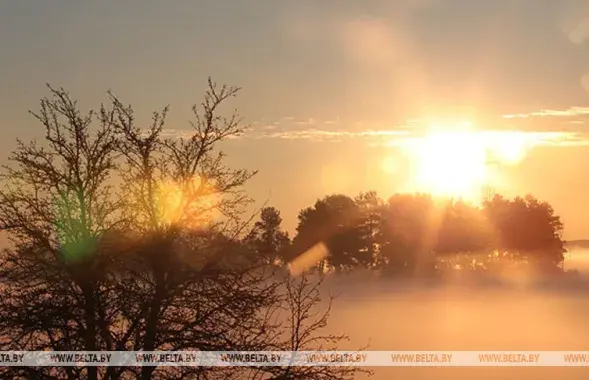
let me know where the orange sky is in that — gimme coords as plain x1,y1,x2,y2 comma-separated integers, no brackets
1,0,589,239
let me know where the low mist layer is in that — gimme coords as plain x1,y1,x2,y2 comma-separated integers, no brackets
315,247,589,379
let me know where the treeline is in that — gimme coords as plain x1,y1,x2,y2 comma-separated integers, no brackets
247,192,566,277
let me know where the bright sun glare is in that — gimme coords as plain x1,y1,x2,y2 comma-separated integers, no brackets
414,128,486,200
403,121,530,202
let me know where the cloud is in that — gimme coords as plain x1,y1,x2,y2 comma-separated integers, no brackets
254,128,411,142
503,107,589,119
294,118,317,126
249,118,589,150
153,127,252,140
153,116,589,150
541,132,589,147
157,129,194,139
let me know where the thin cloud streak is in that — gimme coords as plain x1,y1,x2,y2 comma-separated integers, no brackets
375,131,589,149
503,107,589,119
254,128,412,141
158,125,589,148
155,113,589,149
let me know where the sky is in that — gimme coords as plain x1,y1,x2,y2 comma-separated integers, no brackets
1,0,589,239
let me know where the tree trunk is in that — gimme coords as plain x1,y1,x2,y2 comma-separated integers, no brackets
140,275,165,380
82,282,98,380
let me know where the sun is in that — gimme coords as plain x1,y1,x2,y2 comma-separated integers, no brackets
391,120,534,202
400,121,490,201
415,130,487,200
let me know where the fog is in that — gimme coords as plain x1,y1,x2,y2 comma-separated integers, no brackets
318,248,589,379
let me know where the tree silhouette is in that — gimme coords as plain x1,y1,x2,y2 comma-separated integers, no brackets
435,199,493,255
354,192,383,268
292,195,368,272
483,194,566,272
0,85,122,379
245,206,291,265
242,273,371,380
375,194,437,276
108,78,263,380
0,81,365,380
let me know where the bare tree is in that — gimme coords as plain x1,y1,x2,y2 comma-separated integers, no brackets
0,80,368,380
106,78,261,380
251,273,371,380
0,85,122,379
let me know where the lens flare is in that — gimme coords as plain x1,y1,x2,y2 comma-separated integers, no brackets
154,177,220,228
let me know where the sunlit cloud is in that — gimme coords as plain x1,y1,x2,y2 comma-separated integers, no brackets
543,133,589,147
149,127,252,140
293,118,317,126
152,118,589,149
379,130,589,150
158,129,194,139
254,128,411,141
503,107,589,119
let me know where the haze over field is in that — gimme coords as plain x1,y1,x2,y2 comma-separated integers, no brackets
327,282,589,379
320,246,589,379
